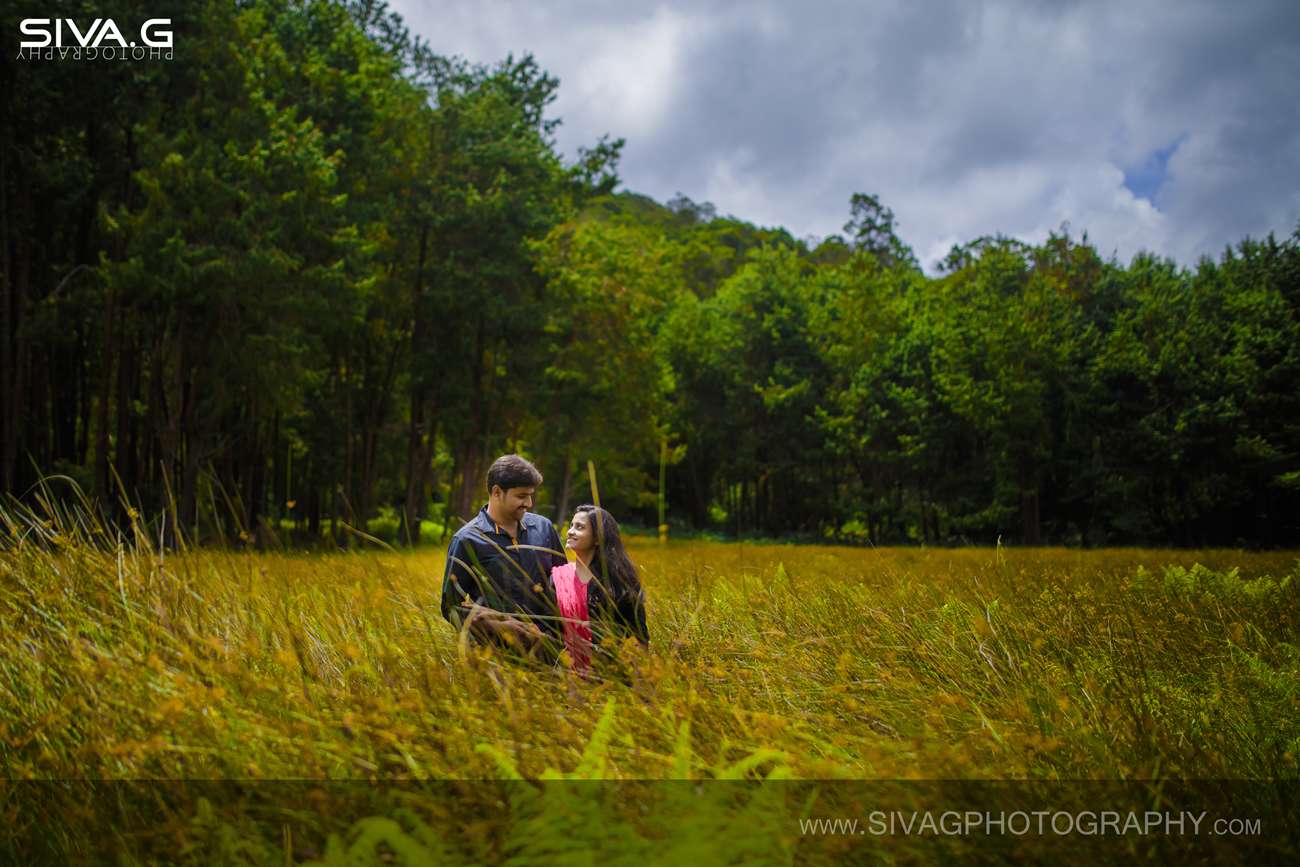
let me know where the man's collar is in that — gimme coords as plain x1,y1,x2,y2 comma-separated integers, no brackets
474,504,533,535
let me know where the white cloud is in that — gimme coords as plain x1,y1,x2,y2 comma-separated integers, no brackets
699,147,790,229
564,6,703,140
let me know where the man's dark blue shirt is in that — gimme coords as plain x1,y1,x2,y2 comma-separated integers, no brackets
440,505,566,638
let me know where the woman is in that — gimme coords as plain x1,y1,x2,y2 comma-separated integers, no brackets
551,504,649,674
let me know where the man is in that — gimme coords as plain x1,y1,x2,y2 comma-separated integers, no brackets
440,454,566,656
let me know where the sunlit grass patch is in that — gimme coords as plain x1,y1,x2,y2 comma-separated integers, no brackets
1,499,1297,861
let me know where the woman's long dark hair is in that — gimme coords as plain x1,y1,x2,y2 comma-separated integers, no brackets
573,504,648,645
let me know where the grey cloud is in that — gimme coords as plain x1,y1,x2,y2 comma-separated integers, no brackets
389,0,1300,269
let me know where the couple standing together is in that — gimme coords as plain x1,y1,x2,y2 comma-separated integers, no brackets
439,454,649,673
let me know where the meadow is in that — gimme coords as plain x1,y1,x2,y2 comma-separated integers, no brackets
2,498,1297,863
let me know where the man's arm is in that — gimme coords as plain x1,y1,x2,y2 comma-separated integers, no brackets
463,603,544,650
442,534,543,647
441,536,484,626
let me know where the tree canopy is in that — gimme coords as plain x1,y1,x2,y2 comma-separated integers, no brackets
3,0,1297,547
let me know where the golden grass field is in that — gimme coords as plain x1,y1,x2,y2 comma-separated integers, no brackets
2,501,1297,863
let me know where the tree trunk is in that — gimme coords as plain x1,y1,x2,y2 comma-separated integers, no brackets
451,315,490,523
241,398,261,534
0,134,14,492
178,350,201,538
5,174,33,494
77,333,92,465
453,436,483,523
152,334,175,507
1020,489,1041,545
686,452,709,527
306,478,322,539
401,391,438,546
114,334,136,509
94,288,117,500
1019,452,1042,545
270,410,282,528
338,349,353,546
359,335,402,525
400,222,431,545
401,390,427,546
29,345,48,470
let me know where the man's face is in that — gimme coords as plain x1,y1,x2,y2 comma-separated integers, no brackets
492,485,535,524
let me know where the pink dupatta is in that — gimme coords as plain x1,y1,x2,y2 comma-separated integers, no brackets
551,562,592,673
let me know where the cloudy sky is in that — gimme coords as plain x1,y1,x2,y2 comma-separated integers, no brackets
389,0,1300,272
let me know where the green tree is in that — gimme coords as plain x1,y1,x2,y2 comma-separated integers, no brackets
812,252,944,542
661,245,829,533
529,218,680,519
925,233,1093,543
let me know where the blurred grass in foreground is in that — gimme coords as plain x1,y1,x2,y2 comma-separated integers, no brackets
1,494,1297,863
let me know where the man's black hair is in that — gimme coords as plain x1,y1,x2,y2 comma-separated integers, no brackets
487,454,543,493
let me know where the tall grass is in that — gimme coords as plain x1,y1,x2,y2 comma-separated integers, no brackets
1,489,1297,862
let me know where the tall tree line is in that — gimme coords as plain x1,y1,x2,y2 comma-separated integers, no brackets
655,207,1300,546
3,0,1297,546
2,0,619,545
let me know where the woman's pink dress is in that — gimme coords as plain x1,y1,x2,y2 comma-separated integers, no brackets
551,562,592,673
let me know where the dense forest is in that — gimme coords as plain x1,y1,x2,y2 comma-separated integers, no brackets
3,0,1298,547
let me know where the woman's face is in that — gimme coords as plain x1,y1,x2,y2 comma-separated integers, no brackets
565,511,595,556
